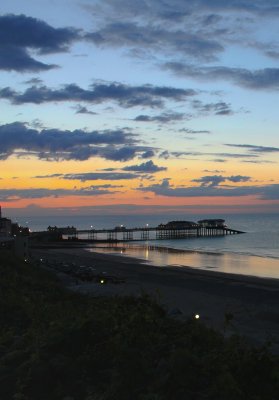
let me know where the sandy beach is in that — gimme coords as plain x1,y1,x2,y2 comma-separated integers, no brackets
32,246,279,351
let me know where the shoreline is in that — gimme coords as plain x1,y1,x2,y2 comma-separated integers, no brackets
89,245,279,283
32,246,279,351
32,240,279,279
87,242,279,280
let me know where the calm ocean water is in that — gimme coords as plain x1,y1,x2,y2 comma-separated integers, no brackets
17,213,279,278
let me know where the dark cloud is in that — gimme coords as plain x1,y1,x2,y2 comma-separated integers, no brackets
0,82,196,108
191,174,251,187
98,160,166,174
0,122,155,162
0,45,56,72
95,145,154,162
164,63,279,90
134,111,186,123
0,14,79,72
141,150,155,159
122,160,167,172
138,178,279,200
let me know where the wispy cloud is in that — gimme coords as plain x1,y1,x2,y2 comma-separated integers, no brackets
225,143,279,153
134,111,186,123
75,105,97,115
164,63,279,90
61,172,139,181
192,100,234,115
179,128,211,135
85,21,223,62
0,187,117,201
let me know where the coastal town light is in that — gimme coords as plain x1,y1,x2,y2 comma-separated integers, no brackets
195,314,200,319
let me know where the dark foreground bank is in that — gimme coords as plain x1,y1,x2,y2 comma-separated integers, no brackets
34,247,279,350
1,249,279,400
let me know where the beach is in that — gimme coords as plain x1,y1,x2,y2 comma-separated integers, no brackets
32,246,279,351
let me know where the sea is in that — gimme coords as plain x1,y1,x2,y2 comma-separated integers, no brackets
16,213,279,280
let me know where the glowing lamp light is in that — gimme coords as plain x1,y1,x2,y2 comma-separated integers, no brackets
195,314,200,319
100,279,105,284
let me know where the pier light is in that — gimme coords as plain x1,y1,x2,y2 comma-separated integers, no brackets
194,314,200,320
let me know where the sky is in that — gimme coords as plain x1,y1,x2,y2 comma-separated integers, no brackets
1,0,279,217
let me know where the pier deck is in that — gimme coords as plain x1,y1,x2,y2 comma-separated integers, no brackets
63,225,244,242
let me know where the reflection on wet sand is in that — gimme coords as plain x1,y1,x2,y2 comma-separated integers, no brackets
89,242,279,280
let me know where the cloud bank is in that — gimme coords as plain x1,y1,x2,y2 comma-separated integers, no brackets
0,122,155,161
0,82,196,108
138,178,279,200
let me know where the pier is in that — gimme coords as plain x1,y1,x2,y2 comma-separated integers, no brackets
46,219,244,242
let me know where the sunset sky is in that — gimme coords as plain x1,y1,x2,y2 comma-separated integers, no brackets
1,0,279,217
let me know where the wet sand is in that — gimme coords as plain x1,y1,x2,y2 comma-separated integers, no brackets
32,247,279,351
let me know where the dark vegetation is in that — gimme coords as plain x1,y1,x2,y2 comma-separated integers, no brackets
1,250,279,400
